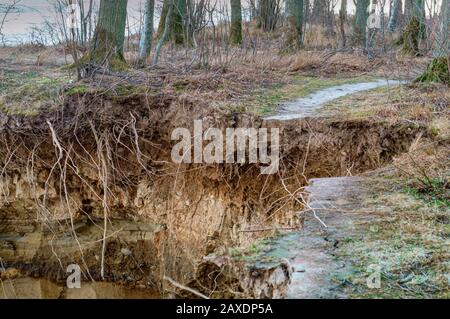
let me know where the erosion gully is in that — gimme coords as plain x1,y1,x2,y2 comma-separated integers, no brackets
0,79,421,299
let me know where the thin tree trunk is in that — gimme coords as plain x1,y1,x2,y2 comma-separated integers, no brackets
139,0,155,64
411,0,426,39
416,0,449,83
87,0,94,43
325,0,335,36
258,0,279,31
172,0,187,44
404,0,412,21
303,0,309,42
249,0,257,20
285,0,304,49
352,0,370,46
153,0,173,65
339,0,347,48
435,0,449,58
365,0,378,59
230,0,243,45
312,0,327,26
380,0,386,52
157,0,170,38
388,0,402,31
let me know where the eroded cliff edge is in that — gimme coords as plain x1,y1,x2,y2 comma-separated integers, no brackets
0,82,424,298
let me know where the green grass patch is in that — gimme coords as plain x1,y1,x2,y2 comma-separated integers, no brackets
334,184,450,298
0,70,72,115
405,178,450,208
0,68,156,116
66,84,89,95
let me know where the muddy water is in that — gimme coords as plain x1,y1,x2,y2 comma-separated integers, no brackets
265,79,405,121
0,277,160,299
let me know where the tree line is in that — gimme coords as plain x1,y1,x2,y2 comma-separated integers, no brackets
68,0,448,81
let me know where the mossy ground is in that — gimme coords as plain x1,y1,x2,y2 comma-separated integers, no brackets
334,176,450,298
0,69,72,115
415,57,449,85
77,51,129,73
405,182,449,209
0,67,157,116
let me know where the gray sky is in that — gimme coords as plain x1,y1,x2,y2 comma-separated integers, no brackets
1,0,143,43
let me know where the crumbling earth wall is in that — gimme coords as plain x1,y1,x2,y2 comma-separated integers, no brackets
0,89,424,298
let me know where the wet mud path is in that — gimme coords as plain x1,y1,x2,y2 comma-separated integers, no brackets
265,79,404,121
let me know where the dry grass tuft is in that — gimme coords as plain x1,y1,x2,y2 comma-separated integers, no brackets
303,25,339,49
290,51,374,76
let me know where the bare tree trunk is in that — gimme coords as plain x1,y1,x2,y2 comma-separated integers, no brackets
86,0,94,43
380,0,386,52
312,0,327,26
77,0,94,47
365,0,378,59
404,0,412,21
388,0,402,31
339,0,347,48
303,0,309,42
86,0,128,71
352,0,370,46
249,0,257,20
257,0,279,31
157,0,187,45
157,0,170,38
0,0,22,46
139,0,155,64
68,0,81,80
285,0,304,49
435,0,449,58
153,0,173,65
416,0,449,83
172,0,187,45
230,0,243,45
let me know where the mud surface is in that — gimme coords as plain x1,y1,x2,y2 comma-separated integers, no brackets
0,277,160,299
258,177,384,298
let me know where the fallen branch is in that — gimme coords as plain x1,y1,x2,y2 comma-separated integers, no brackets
163,276,209,299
